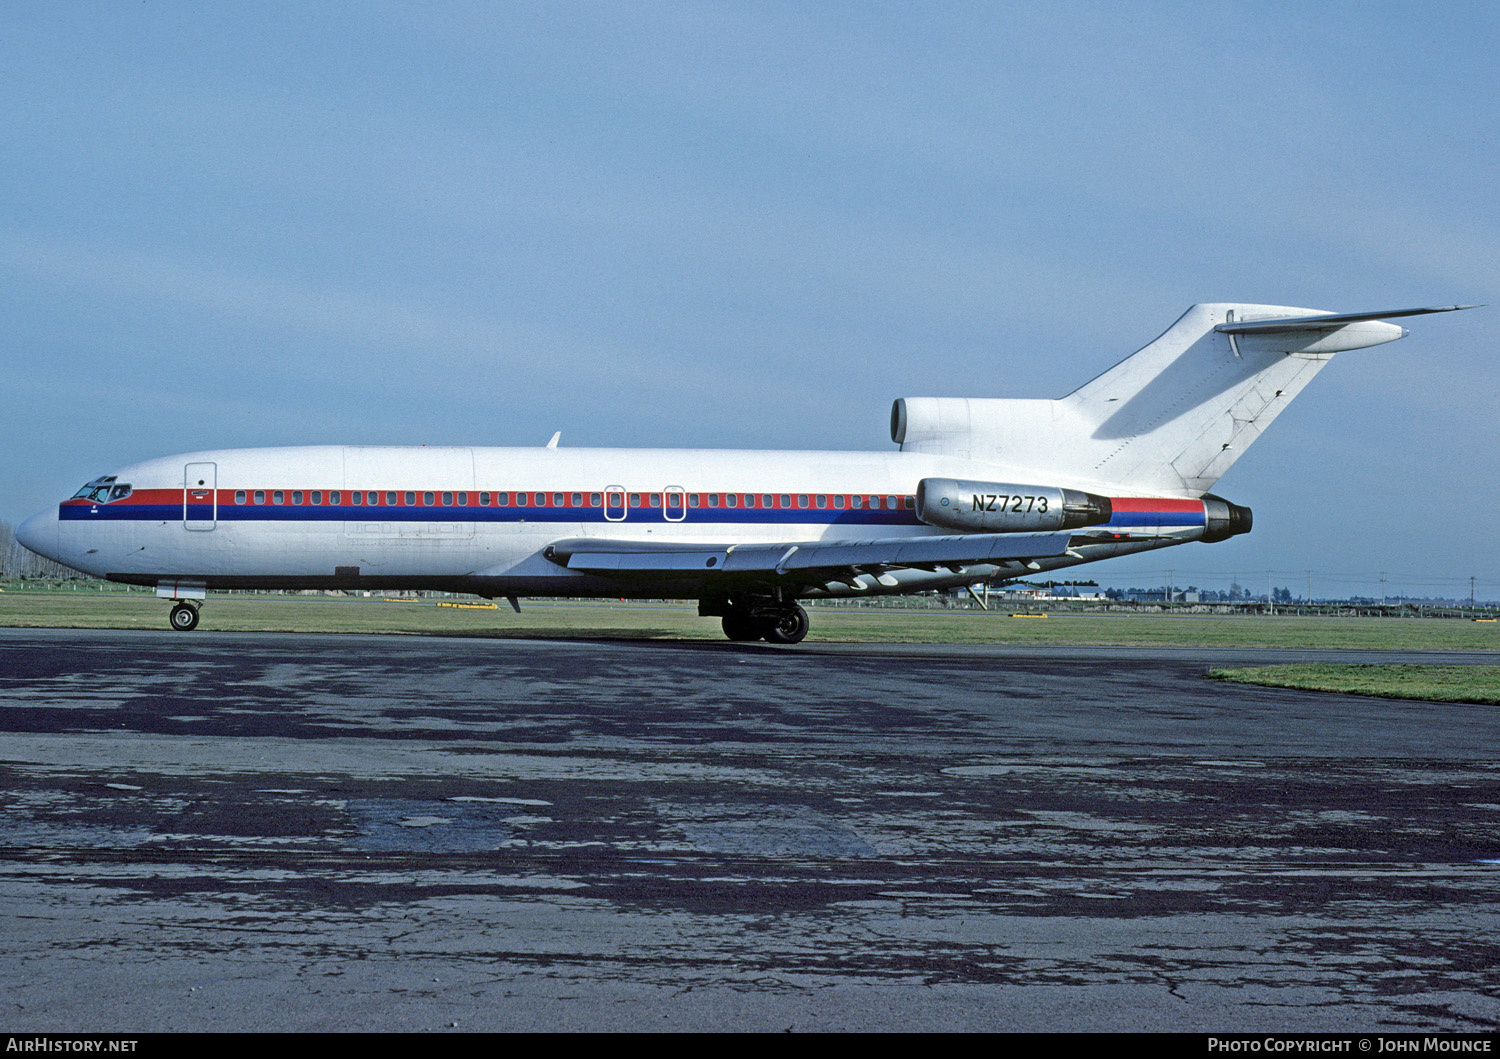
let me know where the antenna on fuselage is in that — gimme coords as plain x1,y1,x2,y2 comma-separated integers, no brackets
545,431,561,449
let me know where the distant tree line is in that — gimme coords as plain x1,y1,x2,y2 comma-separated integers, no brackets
0,521,79,578
1104,583,1294,603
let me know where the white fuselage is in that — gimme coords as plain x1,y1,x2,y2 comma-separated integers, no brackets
24,443,1204,599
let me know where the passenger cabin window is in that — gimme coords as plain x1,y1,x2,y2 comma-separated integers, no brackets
329,491,340,504
311,491,323,505
292,491,303,505
254,490,265,504
497,493,509,506
441,492,452,506
457,492,468,506
273,491,285,505
235,490,246,505
816,495,827,508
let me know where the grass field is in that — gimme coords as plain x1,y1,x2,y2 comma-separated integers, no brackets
1209,664,1500,705
7,585,1498,701
2,584,1499,651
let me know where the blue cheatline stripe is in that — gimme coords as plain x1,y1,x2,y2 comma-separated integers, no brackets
1106,512,1206,528
60,503,921,527
60,503,1202,529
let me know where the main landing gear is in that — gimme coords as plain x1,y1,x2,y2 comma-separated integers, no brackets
717,600,810,645
169,601,201,631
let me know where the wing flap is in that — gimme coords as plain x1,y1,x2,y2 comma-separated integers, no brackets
565,548,730,573
549,532,1073,578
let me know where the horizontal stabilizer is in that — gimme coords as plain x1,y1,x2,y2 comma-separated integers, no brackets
545,532,1073,578
1215,304,1478,335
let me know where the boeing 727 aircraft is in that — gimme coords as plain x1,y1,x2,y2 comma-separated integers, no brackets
16,302,1472,642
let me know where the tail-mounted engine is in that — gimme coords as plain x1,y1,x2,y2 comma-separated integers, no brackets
916,478,1112,533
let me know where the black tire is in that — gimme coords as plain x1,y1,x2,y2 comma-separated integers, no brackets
721,612,761,641
169,603,200,632
762,604,809,645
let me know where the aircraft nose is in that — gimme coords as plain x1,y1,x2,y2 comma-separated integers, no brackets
15,508,60,563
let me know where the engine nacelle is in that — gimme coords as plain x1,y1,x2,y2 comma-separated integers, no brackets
916,478,1113,533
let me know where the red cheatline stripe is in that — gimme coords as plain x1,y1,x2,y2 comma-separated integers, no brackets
1108,497,1204,512
71,488,1203,512
82,488,923,509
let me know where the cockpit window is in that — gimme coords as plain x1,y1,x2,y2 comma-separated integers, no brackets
71,476,131,503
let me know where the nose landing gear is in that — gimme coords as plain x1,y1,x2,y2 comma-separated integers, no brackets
156,581,207,631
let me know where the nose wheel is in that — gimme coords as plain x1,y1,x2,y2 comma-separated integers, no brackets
169,602,201,631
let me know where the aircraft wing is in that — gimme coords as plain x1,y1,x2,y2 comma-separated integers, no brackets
543,531,1074,579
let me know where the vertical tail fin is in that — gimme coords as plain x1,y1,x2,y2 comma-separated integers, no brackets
1061,302,1340,494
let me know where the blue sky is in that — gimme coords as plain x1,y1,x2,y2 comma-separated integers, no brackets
3,2,1495,599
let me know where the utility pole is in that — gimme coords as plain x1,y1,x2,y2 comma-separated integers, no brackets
1472,576,1477,611
1267,570,1273,616
1380,572,1387,608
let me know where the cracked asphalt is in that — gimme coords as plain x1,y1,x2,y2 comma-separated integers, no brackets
2,628,1498,1031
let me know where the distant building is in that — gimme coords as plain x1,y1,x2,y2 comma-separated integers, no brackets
998,586,1103,601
